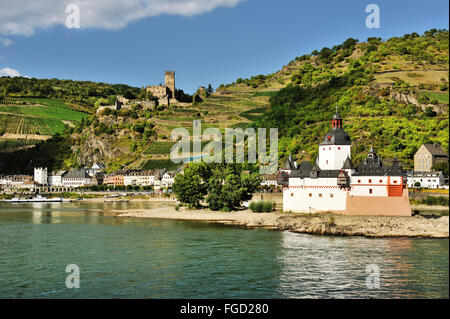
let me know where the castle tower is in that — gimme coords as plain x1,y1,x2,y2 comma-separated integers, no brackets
34,167,48,185
165,71,175,99
318,108,352,170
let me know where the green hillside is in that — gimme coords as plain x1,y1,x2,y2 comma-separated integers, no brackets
0,29,448,174
220,29,449,167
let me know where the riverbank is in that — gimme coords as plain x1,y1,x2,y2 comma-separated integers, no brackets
117,207,449,238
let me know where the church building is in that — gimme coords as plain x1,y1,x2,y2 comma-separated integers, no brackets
283,110,411,216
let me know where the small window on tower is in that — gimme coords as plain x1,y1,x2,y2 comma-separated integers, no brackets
330,194,334,198
329,147,331,150
291,193,294,197
338,147,341,150
319,194,322,197
369,189,373,194
379,179,382,183
369,179,372,183
309,193,312,197
358,180,361,183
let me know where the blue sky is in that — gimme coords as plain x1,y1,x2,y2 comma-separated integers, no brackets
0,0,448,93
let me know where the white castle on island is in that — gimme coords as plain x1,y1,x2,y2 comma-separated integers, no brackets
281,110,411,216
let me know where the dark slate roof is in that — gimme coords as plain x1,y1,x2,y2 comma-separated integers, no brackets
385,159,404,176
316,170,342,178
422,144,448,156
282,153,296,170
288,160,341,179
342,156,354,169
354,154,406,176
354,155,385,176
63,169,90,179
290,161,313,177
298,161,312,172
319,128,351,146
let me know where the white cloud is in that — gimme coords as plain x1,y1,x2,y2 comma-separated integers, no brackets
0,67,29,78
1,38,13,46
0,0,244,36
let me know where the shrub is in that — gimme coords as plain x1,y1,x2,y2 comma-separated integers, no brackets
249,201,275,213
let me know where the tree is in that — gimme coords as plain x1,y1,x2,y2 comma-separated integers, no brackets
206,164,260,211
172,163,260,211
172,162,212,208
432,161,449,177
123,89,136,100
425,106,437,117
207,84,214,96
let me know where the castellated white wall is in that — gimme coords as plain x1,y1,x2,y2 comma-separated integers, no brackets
283,177,347,212
34,167,48,185
349,176,403,197
318,145,351,170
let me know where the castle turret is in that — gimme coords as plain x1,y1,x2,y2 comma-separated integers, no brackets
318,107,351,170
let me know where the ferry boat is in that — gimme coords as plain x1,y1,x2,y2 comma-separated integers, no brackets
3,195,64,203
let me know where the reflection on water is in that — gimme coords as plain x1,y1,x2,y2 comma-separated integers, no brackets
277,232,448,298
0,202,448,298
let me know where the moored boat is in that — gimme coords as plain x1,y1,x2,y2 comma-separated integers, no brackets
3,195,63,203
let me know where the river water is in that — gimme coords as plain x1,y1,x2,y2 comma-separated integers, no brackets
0,201,448,298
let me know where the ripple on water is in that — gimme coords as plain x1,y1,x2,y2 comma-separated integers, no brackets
0,202,448,298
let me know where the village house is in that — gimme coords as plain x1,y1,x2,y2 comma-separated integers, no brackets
260,174,279,187
86,162,106,177
161,171,176,188
47,170,67,187
407,171,445,189
0,175,34,190
414,143,448,172
61,169,94,188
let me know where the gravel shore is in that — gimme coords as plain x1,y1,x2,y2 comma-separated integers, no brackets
117,207,449,238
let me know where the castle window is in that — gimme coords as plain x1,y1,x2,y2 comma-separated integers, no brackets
379,179,382,183
393,180,397,184
358,180,361,183
329,147,331,150
338,147,341,150
309,193,312,197
323,148,325,150
330,194,334,198
369,189,373,194
369,179,372,183
291,193,294,197
319,194,322,197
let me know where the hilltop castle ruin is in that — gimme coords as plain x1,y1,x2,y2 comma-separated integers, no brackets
96,71,179,114
146,71,177,106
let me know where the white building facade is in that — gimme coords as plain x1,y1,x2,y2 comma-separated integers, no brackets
34,167,48,185
283,111,411,216
407,171,445,189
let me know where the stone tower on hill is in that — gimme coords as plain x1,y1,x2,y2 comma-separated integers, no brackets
164,71,175,99
146,71,177,106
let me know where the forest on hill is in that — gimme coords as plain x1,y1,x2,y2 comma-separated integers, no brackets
0,77,141,113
